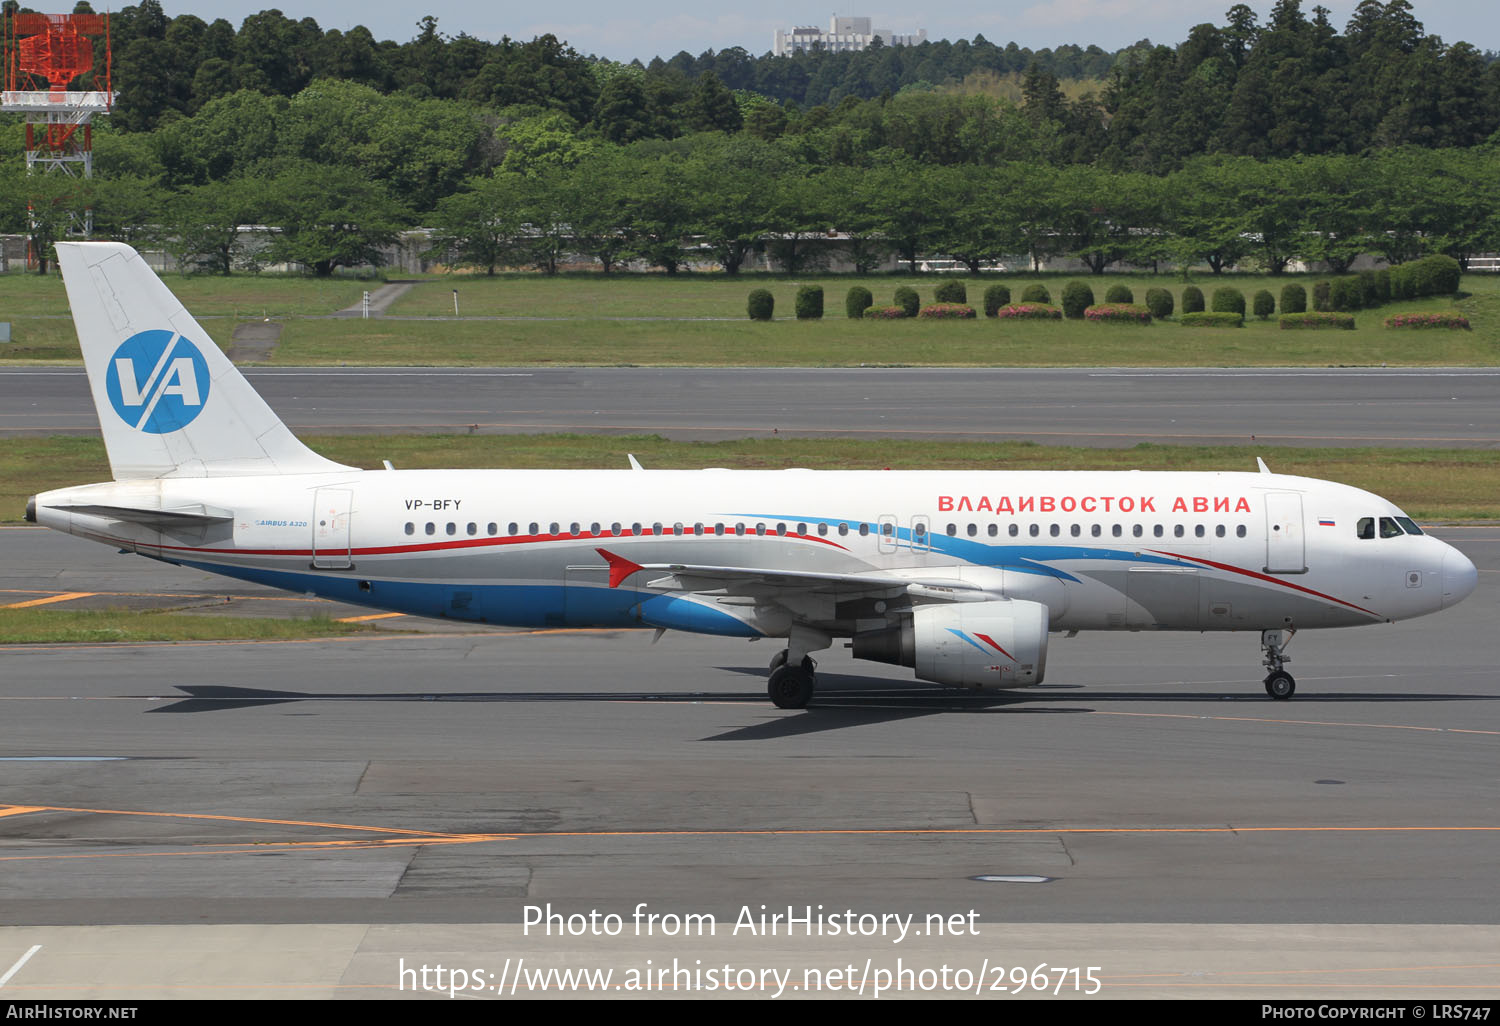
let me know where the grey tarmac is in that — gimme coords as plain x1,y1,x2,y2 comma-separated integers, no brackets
3,366,1499,446
0,527,1496,998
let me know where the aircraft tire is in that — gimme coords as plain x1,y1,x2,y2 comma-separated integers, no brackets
768,666,815,709
1264,671,1296,700
769,650,815,673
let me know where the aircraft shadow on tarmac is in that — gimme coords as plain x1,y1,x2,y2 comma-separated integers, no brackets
141,673,1499,735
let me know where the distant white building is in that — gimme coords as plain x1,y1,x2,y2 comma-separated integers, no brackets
773,16,927,56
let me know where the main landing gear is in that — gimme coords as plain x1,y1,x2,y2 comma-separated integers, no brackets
768,650,817,709
1261,628,1296,699
767,626,831,710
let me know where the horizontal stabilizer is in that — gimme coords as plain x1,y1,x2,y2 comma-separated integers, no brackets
50,503,234,528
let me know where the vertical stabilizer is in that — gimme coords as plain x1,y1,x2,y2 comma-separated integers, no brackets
55,242,354,480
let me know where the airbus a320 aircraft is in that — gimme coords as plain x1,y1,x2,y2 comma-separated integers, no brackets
27,243,1478,708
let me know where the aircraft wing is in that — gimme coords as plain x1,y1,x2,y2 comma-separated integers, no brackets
594,548,986,600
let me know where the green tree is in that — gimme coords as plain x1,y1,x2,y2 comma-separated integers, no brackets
261,160,410,276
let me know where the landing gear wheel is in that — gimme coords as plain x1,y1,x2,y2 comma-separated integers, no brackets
1264,671,1296,700
768,665,816,709
768,649,814,673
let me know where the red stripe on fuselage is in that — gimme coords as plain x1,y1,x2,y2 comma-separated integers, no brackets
1148,549,1382,619
128,528,852,559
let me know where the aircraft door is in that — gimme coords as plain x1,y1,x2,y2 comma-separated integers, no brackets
1264,492,1307,573
311,488,353,569
877,514,899,554
910,514,931,560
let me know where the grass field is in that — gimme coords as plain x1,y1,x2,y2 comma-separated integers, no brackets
0,608,381,644
0,269,1493,367
11,434,1499,522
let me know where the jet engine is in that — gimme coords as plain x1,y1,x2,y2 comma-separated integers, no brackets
852,599,1049,688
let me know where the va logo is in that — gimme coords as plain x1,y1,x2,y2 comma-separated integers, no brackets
104,330,212,434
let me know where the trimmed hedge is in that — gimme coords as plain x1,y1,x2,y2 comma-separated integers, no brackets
995,303,1062,319
1252,289,1275,320
1180,312,1244,327
1019,284,1051,304
1181,285,1205,313
1280,283,1307,314
919,303,977,319
747,289,774,321
1104,284,1134,304
845,285,873,319
1312,280,1331,311
1060,280,1095,319
1084,303,1152,324
1385,312,1471,330
1280,312,1356,330
795,284,824,320
1390,254,1462,299
1144,287,1174,320
893,286,920,318
982,284,1011,317
933,280,967,304
1211,287,1245,315
1327,277,1363,312
863,305,907,319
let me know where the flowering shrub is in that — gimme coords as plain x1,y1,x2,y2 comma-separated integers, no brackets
918,303,977,319
863,305,908,319
1279,312,1355,330
1384,312,1471,330
1084,303,1152,324
1180,312,1244,327
995,303,1062,320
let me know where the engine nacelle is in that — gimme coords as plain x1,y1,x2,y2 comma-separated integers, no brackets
854,599,1049,689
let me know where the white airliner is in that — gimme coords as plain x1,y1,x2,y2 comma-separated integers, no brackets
27,242,1478,708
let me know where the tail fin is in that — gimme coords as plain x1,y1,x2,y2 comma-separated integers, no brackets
55,242,354,480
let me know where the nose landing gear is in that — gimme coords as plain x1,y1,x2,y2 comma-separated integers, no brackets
1261,628,1296,699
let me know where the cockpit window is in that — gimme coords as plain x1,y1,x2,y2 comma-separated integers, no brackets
1395,517,1424,536
1379,516,1404,539
1356,517,1374,540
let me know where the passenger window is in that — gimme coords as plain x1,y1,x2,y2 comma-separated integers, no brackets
570,523,581,536
1236,525,1246,538
946,523,957,536
425,522,435,535
1009,524,1019,537
631,522,642,534
966,524,977,537
446,522,457,536
1112,524,1122,538
1132,524,1143,538
1091,524,1101,537
1173,525,1184,538
694,523,704,535
652,522,663,535
818,523,827,536
1049,524,1060,537
988,524,998,537
1379,517,1403,539
735,523,745,536
838,523,849,536
550,522,560,535
508,523,518,535
1357,517,1374,540
1029,524,1040,537
404,522,414,535
528,522,538,535
610,522,621,535
858,524,868,537
590,522,600,535
777,523,788,536
714,523,724,535
466,522,477,536
1153,525,1164,538
1215,525,1225,538
758,523,768,536
1195,525,1205,538
487,523,497,535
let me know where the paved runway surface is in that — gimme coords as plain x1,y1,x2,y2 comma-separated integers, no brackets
1,527,1496,998
4,366,1498,447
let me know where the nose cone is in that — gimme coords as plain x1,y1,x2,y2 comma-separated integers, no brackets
1441,546,1478,609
